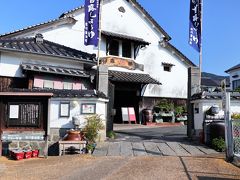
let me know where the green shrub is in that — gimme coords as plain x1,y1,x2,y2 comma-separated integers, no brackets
175,106,184,116
231,113,240,120
212,137,225,152
83,114,104,143
107,131,116,139
156,99,174,112
86,143,95,153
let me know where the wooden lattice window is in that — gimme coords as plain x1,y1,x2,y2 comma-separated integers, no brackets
7,102,41,127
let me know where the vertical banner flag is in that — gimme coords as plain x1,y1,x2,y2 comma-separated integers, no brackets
84,0,100,46
189,0,202,52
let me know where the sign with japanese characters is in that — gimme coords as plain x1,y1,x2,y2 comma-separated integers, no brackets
1,132,44,141
189,0,202,52
84,0,100,46
9,105,19,119
81,103,96,114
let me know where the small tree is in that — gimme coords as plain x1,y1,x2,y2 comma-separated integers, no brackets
83,114,104,143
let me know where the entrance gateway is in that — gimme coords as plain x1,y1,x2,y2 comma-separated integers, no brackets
107,70,161,126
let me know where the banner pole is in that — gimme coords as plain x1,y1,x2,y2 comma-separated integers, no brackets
199,0,203,91
97,0,102,67
96,0,102,90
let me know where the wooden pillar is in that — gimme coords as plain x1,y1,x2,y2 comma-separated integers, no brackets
0,98,2,156
28,77,34,89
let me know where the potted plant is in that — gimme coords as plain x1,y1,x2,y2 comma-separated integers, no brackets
86,143,95,154
82,114,104,153
156,99,174,113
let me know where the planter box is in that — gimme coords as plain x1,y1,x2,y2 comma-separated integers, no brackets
11,150,24,160
32,150,39,158
24,151,32,159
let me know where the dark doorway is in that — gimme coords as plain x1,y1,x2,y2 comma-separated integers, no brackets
114,89,140,124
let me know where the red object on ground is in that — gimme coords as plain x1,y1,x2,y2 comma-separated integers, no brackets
128,107,136,124
32,150,39,158
24,151,32,159
11,151,24,160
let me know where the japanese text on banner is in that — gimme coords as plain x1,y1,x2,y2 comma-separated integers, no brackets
189,0,202,52
84,0,100,46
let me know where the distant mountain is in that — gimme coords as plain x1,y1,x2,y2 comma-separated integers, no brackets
202,72,228,80
201,72,230,86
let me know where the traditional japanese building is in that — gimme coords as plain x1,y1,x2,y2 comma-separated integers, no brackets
225,64,240,91
0,35,107,156
0,0,195,131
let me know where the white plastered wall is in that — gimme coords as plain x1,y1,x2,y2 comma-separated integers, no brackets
0,52,83,77
13,0,191,99
49,98,108,141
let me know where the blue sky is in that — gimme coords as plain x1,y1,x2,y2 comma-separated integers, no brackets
0,0,239,76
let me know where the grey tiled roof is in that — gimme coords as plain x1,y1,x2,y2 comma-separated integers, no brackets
191,91,240,101
101,31,150,45
21,63,90,78
51,89,107,98
225,64,240,73
109,70,161,84
0,36,96,63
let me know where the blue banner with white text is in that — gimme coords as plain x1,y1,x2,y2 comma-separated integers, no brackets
84,0,100,46
189,0,202,52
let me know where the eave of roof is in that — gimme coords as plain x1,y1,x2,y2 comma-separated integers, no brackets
165,42,196,67
102,30,149,45
0,17,76,39
225,64,240,73
0,92,53,96
0,37,97,64
109,70,161,85
21,63,90,78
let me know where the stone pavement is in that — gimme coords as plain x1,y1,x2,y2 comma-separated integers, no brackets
93,124,218,157
93,141,218,157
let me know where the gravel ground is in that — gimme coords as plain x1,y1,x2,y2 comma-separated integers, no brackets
1,154,240,180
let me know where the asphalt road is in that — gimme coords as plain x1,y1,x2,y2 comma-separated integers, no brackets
113,124,188,143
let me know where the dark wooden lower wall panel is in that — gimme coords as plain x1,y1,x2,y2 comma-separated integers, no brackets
0,77,28,91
